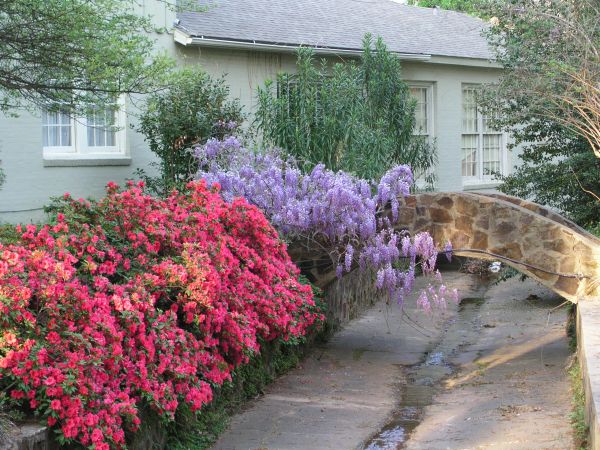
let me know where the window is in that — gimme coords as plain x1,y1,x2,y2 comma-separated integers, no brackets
86,107,117,148
42,108,73,150
408,83,433,139
408,83,435,188
461,85,506,183
276,78,328,119
42,100,128,165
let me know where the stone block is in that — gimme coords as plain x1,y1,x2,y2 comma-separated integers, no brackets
554,276,579,297
543,239,570,254
493,221,517,237
490,242,523,260
455,197,479,217
449,231,471,249
436,196,454,208
472,231,488,250
560,256,577,274
429,208,453,224
403,196,417,208
397,207,416,225
455,215,474,233
491,206,513,219
475,215,490,230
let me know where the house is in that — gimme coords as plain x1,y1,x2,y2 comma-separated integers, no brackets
0,0,517,223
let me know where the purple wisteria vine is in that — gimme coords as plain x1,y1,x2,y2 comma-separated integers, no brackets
195,136,457,311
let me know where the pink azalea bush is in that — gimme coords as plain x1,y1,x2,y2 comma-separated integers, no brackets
0,181,322,449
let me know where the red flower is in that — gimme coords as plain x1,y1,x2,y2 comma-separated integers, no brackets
0,180,322,448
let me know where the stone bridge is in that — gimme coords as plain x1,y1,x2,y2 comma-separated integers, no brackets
292,192,600,305
395,192,600,303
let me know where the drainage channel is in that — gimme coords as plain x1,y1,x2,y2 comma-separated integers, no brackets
364,296,487,450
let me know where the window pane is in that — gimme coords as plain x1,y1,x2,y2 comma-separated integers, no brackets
462,87,478,132
483,134,501,176
410,87,428,134
87,122,95,147
482,114,498,133
42,107,71,147
97,127,106,147
461,134,478,177
107,126,116,146
87,107,116,147
105,109,116,146
60,126,71,146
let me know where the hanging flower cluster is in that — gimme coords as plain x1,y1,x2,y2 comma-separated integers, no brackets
195,137,457,308
0,181,321,449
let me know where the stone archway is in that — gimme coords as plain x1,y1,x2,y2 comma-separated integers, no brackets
395,192,600,303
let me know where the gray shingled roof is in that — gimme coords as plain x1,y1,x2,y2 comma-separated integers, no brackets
177,0,492,60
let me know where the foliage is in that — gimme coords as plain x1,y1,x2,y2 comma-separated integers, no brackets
195,136,456,312
459,258,493,276
255,35,436,182
569,361,589,449
492,265,527,286
477,0,600,225
0,224,19,245
407,0,484,14
482,0,600,159
137,68,244,195
0,181,322,448
497,131,600,227
0,0,182,114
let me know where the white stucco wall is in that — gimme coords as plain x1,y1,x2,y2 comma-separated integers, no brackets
0,4,515,223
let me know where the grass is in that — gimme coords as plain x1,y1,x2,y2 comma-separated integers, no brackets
569,362,589,450
566,306,589,449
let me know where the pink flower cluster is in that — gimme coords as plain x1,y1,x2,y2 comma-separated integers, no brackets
0,181,322,448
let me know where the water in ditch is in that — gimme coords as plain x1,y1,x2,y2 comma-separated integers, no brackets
364,296,486,450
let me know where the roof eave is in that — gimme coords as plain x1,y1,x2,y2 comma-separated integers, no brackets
174,28,432,61
428,55,500,68
174,29,499,67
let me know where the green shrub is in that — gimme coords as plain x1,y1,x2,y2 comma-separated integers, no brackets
0,224,18,245
137,67,244,195
255,35,437,182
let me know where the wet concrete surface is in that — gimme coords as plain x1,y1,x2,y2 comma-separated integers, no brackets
402,278,574,450
210,272,574,450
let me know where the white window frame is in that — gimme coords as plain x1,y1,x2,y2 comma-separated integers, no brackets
407,82,436,189
42,97,129,166
42,107,76,155
461,84,507,186
407,82,434,140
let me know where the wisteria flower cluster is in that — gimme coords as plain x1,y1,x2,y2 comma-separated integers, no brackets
195,137,457,308
0,181,321,449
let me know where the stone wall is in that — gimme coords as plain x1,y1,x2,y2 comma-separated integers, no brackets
395,192,600,302
2,423,51,450
321,268,380,327
291,192,600,303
